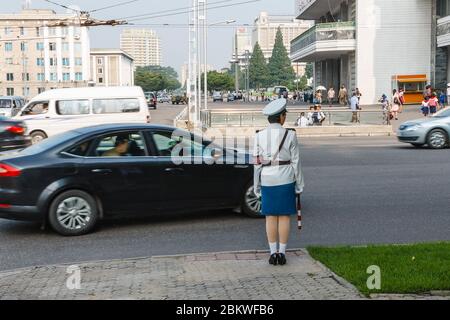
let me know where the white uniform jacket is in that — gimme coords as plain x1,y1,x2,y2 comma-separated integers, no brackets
253,123,305,197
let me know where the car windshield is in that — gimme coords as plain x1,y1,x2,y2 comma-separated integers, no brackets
0,99,12,108
20,131,80,155
433,108,450,118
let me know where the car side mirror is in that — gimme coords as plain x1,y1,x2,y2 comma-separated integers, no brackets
211,148,223,159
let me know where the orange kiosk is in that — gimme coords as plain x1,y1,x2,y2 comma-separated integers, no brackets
392,74,428,104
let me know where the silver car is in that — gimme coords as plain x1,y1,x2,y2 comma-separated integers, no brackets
397,108,450,149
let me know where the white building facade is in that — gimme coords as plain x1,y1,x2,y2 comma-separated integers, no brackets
120,29,161,68
90,49,134,87
0,9,91,99
232,27,253,70
291,0,433,104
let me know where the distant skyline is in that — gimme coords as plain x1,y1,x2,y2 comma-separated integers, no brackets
5,0,296,75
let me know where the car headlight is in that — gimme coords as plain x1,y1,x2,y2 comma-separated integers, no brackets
404,124,422,132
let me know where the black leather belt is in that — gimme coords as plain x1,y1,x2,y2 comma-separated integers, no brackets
262,160,291,167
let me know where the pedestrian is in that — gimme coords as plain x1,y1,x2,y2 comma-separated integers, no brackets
295,112,309,127
350,92,359,123
307,106,315,126
424,85,432,99
317,105,326,126
429,92,438,115
327,87,335,106
254,98,305,266
315,90,322,104
421,96,430,117
391,89,400,120
339,85,348,105
399,88,405,113
439,91,446,110
447,84,450,107
356,88,362,104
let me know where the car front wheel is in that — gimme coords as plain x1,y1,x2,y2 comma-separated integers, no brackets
30,130,47,144
48,190,99,236
427,129,448,149
241,184,262,218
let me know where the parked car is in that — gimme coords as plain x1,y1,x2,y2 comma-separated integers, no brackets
0,124,260,236
227,93,235,102
158,94,171,104
0,96,25,118
0,116,31,151
145,92,158,109
213,92,223,102
397,107,450,149
15,87,151,144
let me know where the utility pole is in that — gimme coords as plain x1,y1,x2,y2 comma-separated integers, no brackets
234,33,239,95
187,0,208,127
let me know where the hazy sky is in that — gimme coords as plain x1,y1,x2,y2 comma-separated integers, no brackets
6,0,296,75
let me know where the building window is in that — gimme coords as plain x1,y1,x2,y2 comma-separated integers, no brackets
37,58,45,66
74,43,82,52
7,88,14,96
23,87,30,96
50,58,57,66
98,77,104,84
4,27,12,36
22,73,30,81
75,57,83,66
49,42,57,51
6,73,14,81
37,73,45,81
62,58,70,66
5,58,13,65
36,42,44,51
62,42,69,51
63,73,70,82
38,88,46,94
97,58,103,65
20,27,25,36
48,28,57,36
36,27,41,37
75,72,83,81
22,58,28,66
61,27,69,36
98,68,104,74
50,73,57,81
4,42,13,52
20,42,28,52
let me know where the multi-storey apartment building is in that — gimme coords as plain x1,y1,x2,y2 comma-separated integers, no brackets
120,29,161,68
291,0,433,104
0,9,90,99
252,11,312,76
232,27,253,70
90,49,134,87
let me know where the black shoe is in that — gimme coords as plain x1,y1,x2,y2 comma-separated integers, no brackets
269,253,278,266
277,253,287,266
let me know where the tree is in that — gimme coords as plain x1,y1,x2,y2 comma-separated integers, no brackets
202,71,234,92
249,42,269,89
134,66,181,92
267,27,296,86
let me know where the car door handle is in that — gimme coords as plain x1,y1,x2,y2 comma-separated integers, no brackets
91,169,113,174
164,167,185,173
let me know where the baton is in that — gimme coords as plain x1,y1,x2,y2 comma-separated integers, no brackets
297,194,302,230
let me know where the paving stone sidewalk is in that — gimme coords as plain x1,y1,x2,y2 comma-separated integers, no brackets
0,249,365,300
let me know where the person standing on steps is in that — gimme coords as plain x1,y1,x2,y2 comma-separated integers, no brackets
254,98,305,266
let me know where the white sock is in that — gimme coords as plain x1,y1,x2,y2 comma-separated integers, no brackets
269,242,278,255
279,243,287,255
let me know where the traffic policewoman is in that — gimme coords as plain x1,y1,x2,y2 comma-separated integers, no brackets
254,98,305,266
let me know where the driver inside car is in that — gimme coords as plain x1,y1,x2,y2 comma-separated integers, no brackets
103,136,129,157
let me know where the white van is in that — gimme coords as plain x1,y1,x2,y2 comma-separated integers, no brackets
0,96,26,118
15,86,151,144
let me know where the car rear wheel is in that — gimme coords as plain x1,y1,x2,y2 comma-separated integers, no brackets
48,190,99,236
30,130,47,144
241,184,262,218
427,129,448,149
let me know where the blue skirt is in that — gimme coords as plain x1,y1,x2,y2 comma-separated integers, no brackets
261,182,297,216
